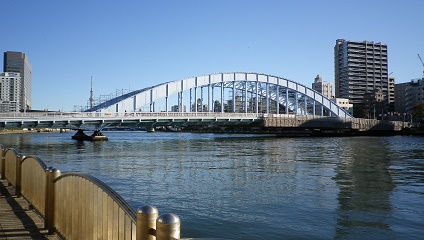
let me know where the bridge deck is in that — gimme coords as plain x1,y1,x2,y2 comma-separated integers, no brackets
0,179,60,240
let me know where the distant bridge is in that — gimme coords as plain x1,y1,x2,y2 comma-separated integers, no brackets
0,72,410,138
85,72,352,118
0,112,408,135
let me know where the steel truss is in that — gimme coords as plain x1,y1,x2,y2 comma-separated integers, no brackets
85,72,351,118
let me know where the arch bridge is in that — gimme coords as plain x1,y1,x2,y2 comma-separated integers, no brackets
86,72,351,118
0,72,409,139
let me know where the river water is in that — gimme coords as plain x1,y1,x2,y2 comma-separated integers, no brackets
0,131,423,239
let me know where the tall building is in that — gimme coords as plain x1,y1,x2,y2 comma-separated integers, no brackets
0,72,21,112
334,39,389,117
312,74,333,99
3,51,32,111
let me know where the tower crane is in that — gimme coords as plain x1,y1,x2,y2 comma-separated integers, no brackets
418,54,424,78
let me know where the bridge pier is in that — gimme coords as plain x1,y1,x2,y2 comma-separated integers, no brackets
71,129,109,141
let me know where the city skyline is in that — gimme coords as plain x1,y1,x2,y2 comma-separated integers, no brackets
1,0,423,111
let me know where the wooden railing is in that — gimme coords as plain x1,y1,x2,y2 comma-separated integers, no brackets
0,144,181,240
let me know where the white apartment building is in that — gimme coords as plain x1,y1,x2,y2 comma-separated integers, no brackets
332,97,353,116
0,72,21,112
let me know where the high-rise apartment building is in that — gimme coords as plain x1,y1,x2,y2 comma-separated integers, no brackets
334,39,390,117
0,72,21,112
3,51,32,111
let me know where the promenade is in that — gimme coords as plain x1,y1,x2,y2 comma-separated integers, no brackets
0,179,60,240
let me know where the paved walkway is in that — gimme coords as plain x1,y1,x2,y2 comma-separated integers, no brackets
0,179,60,240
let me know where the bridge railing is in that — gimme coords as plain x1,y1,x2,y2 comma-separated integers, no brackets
0,144,181,240
0,111,262,119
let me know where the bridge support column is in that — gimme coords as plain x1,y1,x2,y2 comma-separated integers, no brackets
71,129,109,141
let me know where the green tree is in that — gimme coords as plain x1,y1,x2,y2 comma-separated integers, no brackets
412,103,424,121
353,106,368,118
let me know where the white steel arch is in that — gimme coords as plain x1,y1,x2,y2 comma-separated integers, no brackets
86,72,352,118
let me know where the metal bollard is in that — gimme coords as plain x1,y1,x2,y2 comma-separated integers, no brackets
15,154,25,197
136,205,159,240
156,213,180,240
45,167,61,234
0,154,4,180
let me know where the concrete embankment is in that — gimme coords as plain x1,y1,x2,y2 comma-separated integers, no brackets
0,128,67,134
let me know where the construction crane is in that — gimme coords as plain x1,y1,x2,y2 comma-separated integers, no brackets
418,54,424,78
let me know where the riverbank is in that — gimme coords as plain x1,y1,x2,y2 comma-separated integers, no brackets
0,128,68,134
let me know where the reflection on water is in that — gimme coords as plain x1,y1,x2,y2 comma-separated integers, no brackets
0,132,423,239
333,137,395,239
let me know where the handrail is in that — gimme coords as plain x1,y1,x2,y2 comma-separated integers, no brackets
55,172,137,219
21,155,48,216
53,173,137,239
0,146,182,239
0,111,263,119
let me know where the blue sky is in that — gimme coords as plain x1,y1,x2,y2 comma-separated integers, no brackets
1,0,424,111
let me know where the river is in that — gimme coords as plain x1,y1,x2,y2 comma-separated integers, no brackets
0,131,423,239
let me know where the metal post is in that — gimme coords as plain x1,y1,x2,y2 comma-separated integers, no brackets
180,80,184,112
276,85,280,114
221,78,224,113
201,86,204,112
190,88,193,112
244,81,248,113
45,167,61,234
0,147,5,180
284,88,288,114
15,154,25,197
208,75,211,112
166,84,169,112
211,87,214,112
156,213,180,240
232,78,236,113
44,167,52,230
266,81,269,114
136,205,159,240
255,81,259,114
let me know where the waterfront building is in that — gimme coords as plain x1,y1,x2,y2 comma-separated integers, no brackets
3,51,32,111
395,78,424,114
363,89,386,119
334,39,389,117
0,72,21,112
332,97,353,116
312,74,333,99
